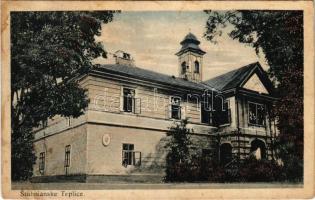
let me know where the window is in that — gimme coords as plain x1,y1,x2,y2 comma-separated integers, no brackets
194,61,200,73
64,145,71,175
221,100,231,124
248,102,265,126
201,101,211,124
123,52,130,59
123,88,135,112
39,152,45,174
181,62,186,74
212,99,231,126
122,144,141,167
171,97,181,119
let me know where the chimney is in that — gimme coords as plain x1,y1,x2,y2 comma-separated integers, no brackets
114,50,135,67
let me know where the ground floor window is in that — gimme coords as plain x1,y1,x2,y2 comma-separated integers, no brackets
122,143,141,167
39,152,45,175
64,145,71,175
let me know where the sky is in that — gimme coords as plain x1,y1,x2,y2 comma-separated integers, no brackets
95,11,267,80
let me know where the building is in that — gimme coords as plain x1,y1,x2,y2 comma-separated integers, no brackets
32,33,277,182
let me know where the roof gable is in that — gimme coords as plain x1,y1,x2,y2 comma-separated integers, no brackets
203,62,274,95
203,62,257,91
242,73,269,94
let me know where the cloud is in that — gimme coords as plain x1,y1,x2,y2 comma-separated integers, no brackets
96,11,264,80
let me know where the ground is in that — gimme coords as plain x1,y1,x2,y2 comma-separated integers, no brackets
12,182,302,190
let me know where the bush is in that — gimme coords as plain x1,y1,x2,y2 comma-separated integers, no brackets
238,157,284,182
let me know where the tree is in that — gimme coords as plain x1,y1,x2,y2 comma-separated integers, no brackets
11,11,118,180
164,119,192,182
204,11,303,181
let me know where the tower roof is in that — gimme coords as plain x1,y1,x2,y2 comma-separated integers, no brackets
176,32,206,56
180,32,200,45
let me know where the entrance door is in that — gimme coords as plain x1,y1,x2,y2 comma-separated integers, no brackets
220,143,232,165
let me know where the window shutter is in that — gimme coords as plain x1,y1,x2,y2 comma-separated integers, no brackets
120,86,124,112
135,152,141,166
166,97,172,119
181,104,185,119
134,98,141,114
228,109,231,124
132,151,136,165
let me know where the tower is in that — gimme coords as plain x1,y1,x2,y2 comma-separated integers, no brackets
175,33,206,82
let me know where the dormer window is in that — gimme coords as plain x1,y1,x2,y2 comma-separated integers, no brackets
194,61,199,73
123,53,130,59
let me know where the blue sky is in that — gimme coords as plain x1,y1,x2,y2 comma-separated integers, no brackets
95,11,266,80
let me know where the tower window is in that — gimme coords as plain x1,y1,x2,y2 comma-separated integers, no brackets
181,62,186,74
194,61,200,73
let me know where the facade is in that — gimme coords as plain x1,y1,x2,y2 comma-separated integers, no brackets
32,33,277,182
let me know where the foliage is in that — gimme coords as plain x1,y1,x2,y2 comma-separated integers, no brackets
164,119,193,182
204,10,303,181
11,11,118,180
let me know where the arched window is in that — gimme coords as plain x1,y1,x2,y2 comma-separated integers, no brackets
181,62,186,74
250,139,266,159
194,61,199,73
220,143,232,165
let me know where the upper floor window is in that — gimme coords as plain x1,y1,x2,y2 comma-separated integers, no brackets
221,100,231,125
123,88,135,112
39,152,45,175
181,62,186,74
212,99,231,126
201,101,212,124
64,145,71,175
170,97,181,119
122,143,141,167
248,102,265,126
194,61,200,73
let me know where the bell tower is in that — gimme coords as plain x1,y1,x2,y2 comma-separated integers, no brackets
175,33,206,82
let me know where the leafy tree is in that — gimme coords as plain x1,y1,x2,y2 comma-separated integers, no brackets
164,119,192,182
204,11,303,181
11,11,118,180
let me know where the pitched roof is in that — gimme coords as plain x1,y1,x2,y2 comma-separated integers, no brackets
91,64,211,91
203,62,258,91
